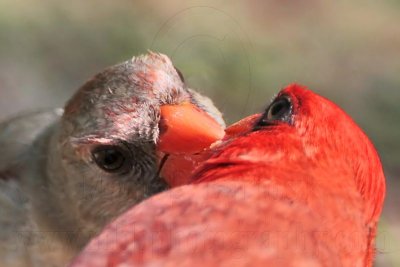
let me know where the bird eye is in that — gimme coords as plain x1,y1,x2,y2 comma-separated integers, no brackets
255,96,293,128
92,146,129,173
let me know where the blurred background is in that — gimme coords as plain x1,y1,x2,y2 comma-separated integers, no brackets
0,0,398,265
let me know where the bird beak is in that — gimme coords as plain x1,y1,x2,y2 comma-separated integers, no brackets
157,102,225,154
156,102,224,187
156,113,261,187
223,114,262,139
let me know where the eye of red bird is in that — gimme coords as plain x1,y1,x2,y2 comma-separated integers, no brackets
255,95,293,128
92,145,131,173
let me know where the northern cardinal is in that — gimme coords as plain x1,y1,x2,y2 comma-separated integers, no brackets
71,84,385,267
0,52,225,267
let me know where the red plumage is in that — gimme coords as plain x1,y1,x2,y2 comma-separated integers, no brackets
70,84,385,267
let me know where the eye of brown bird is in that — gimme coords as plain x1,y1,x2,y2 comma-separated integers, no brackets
92,146,129,173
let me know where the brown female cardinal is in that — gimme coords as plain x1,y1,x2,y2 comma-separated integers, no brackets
71,84,385,267
0,52,225,267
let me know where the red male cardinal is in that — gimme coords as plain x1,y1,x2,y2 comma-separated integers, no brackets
71,84,385,267
0,52,224,267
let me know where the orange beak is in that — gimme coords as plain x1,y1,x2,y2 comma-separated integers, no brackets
157,102,225,154
157,111,262,187
223,113,261,139
156,102,224,187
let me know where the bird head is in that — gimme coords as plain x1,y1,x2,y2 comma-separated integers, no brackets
46,52,224,244
193,84,385,224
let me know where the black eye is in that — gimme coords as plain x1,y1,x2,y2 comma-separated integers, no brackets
255,96,293,128
92,146,129,173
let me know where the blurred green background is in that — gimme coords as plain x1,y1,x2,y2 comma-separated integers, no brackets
0,0,398,265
